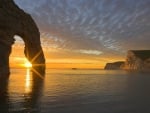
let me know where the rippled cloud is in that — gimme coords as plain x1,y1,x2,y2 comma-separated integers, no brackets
14,0,150,56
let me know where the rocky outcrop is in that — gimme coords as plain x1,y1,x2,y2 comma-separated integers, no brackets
104,50,150,72
104,61,124,70
0,0,45,76
123,50,150,72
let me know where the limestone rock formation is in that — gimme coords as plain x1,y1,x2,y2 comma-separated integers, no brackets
104,61,124,70
123,50,150,72
0,0,45,77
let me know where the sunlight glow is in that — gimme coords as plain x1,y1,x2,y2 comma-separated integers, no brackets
24,59,32,68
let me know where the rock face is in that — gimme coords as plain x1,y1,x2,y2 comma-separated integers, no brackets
0,0,45,77
123,50,150,72
104,61,124,70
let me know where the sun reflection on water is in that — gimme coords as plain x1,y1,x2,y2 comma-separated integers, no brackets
25,69,32,93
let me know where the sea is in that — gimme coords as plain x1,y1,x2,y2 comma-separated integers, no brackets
0,69,150,113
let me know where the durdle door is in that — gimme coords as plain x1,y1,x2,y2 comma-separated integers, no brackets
0,0,45,77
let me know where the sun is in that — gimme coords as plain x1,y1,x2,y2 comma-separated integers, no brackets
24,59,32,68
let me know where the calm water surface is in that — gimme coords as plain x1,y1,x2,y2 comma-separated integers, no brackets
0,69,150,113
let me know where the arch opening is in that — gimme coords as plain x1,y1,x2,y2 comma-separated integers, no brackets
10,35,32,69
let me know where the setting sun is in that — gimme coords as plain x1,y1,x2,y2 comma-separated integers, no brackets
24,59,32,68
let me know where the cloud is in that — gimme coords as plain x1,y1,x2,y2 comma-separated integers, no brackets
77,50,103,55
14,0,150,57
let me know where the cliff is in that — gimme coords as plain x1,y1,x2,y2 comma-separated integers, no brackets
104,61,124,70
123,50,150,72
104,50,150,72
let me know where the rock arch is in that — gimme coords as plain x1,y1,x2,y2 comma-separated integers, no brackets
0,0,45,76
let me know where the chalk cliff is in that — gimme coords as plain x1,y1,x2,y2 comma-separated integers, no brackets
123,50,150,72
104,50,150,72
104,61,124,70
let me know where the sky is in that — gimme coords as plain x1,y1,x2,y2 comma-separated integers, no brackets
12,0,150,69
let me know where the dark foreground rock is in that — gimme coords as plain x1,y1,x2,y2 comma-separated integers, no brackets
0,0,45,76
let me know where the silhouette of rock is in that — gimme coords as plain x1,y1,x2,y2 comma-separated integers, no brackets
123,50,150,72
0,0,45,76
104,61,124,70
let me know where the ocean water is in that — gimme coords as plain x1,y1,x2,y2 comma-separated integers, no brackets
0,69,150,113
